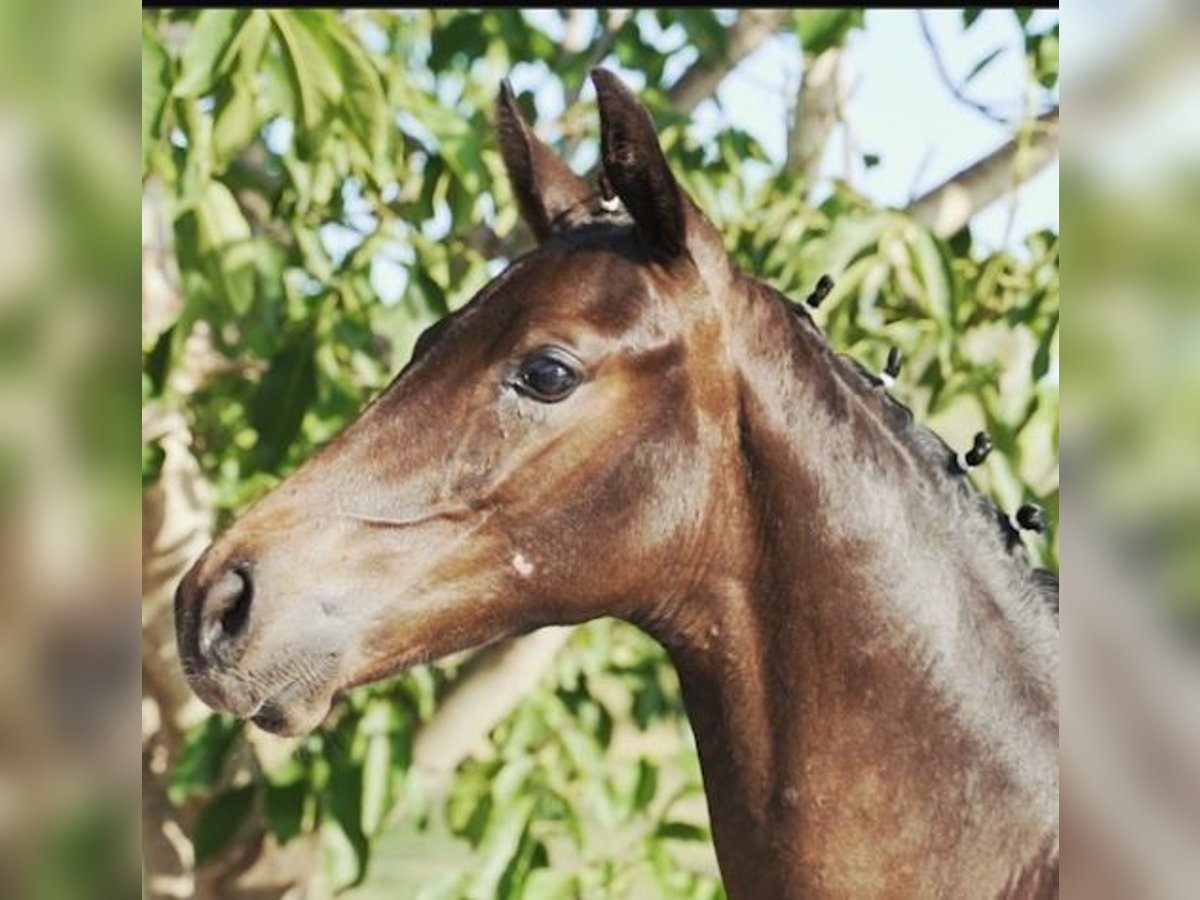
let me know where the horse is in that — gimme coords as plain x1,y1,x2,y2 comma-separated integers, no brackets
175,69,1059,898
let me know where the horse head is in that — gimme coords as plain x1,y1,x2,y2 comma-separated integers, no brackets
175,70,745,736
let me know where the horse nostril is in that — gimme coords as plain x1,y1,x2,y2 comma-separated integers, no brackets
199,566,254,662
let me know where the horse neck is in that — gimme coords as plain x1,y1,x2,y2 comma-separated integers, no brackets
652,284,1058,895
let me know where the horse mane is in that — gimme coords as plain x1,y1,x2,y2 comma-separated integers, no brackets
748,277,1060,621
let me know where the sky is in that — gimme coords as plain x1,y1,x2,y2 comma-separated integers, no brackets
518,9,1059,255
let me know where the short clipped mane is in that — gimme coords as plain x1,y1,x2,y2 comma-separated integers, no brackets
750,277,1059,621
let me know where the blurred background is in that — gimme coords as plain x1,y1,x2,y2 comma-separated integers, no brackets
1060,2,1200,897
2,1,1194,898
1,0,141,895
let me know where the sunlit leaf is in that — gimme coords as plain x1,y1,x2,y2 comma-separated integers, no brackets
269,10,338,132
197,178,251,248
907,224,956,331
141,28,171,171
473,796,536,899
360,700,395,835
522,869,578,900
492,755,537,806
317,21,390,168
794,9,864,56
1029,27,1060,89
212,74,261,167
175,10,249,98
322,816,366,891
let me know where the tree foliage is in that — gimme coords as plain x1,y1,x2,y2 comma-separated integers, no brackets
142,9,1058,897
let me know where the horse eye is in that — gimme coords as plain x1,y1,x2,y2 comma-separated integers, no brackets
514,352,580,403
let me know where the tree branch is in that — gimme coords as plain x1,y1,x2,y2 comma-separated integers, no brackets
786,46,843,182
906,107,1059,238
667,9,793,114
410,627,574,787
917,11,1015,126
564,10,633,109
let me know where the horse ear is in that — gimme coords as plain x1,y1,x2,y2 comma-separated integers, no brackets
591,68,688,261
495,80,592,243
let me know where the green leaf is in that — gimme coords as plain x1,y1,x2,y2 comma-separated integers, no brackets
141,28,171,171
964,46,1005,85
269,10,338,133
212,69,261,164
801,211,892,287
962,8,984,30
794,9,864,56
167,716,240,804
328,27,389,168
234,11,273,80
472,796,536,899
656,820,709,842
1032,310,1058,381
632,757,658,811
213,74,261,167
671,10,729,60
175,10,250,98
428,12,487,73
323,753,371,889
197,179,252,248
522,869,578,900
265,779,307,844
455,793,494,848
144,325,175,396
195,179,255,316
142,439,166,488
193,785,257,863
907,225,956,330
250,327,318,471
492,755,537,806
409,266,449,318
322,816,367,891
360,701,394,836
1033,29,1059,89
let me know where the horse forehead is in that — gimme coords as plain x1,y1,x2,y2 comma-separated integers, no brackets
492,241,655,334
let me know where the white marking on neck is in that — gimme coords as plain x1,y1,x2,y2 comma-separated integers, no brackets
599,195,620,213
512,552,534,578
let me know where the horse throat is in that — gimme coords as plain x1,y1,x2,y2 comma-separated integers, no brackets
652,293,1059,898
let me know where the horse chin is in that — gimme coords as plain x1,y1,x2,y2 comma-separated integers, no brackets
241,667,340,736
250,689,335,737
